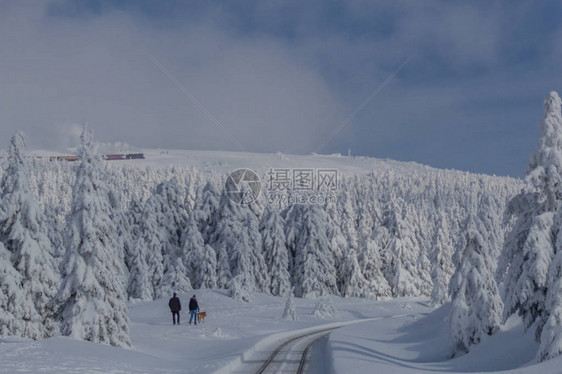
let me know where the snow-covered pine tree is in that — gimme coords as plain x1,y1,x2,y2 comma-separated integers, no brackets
325,201,348,295
340,248,372,298
227,239,258,299
43,202,65,261
136,179,189,299
211,193,270,297
124,194,147,300
160,257,192,296
0,241,25,337
183,213,217,289
282,290,297,320
243,206,270,294
527,92,562,212
500,92,562,339
283,203,306,279
183,168,200,213
228,273,252,302
476,193,503,266
291,205,339,298
504,209,554,329
215,245,231,290
538,220,562,361
183,213,205,285
312,296,338,318
412,208,433,295
194,181,221,243
260,206,290,297
449,215,503,355
0,131,60,339
338,186,359,251
377,202,395,283
358,231,392,299
136,195,165,300
127,194,143,240
431,255,449,306
430,214,453,306
199,245,218,289
57,128,131,347
152,180,189,296
108,190,132,293
127,237,152,300
355,183,392,299
384,202,423,297
538,162,562,362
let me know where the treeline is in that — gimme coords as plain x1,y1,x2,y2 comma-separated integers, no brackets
21,144,521,301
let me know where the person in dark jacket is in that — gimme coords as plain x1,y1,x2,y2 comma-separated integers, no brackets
189,295,199,325
168,293,182,325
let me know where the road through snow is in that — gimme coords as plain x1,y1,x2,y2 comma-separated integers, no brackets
218,314,413,374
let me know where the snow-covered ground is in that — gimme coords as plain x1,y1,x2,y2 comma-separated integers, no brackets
129,149,439,175
1,290,558,374
30,147,474,177
329,303,542,374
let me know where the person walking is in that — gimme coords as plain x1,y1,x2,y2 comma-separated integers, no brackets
189,295,199,325
168,293,182,325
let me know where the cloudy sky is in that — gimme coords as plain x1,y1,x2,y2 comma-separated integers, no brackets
1,1,561,177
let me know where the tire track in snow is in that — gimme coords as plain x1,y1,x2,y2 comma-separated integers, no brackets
215,313,414,374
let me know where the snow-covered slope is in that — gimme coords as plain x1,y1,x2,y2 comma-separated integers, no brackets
329,303,546,374
0,290,417,374
31,147,507,177
1,291,558,374
119,148,442,175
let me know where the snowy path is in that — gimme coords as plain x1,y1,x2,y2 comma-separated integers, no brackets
233,327,337,374
220,314,414,374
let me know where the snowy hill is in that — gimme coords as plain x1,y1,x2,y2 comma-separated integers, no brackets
111,148,442,175
43,147,510,179
30,147,507,177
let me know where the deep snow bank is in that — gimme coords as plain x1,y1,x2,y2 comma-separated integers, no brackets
328,302,562,374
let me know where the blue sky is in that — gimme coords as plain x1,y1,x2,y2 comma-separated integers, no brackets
1,1,562,177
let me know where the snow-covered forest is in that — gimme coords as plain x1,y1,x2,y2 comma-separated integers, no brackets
5,92,562,365
0,129,520,345
21,141,521,303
